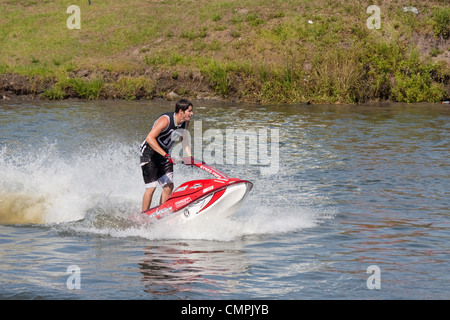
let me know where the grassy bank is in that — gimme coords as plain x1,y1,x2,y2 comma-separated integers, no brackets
0,0,449,103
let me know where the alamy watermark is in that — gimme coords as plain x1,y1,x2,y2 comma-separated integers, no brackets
366,265,381,289
66,5,81,30
366,5,381,30
171,121,280,176
65,4,417,33
67,5,386,31
66,265,81,290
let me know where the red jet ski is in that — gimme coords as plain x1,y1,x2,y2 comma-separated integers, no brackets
141,157,253,222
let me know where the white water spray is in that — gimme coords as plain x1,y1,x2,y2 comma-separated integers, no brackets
0,141,334,240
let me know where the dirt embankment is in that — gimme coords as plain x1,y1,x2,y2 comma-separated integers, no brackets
0,69,229,102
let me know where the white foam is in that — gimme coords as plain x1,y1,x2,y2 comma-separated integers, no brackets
1,141,335,239
0,141,142,224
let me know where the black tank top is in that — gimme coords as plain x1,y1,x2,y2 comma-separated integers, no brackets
139,112,187,162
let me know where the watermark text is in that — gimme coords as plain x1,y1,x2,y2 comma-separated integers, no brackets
66,265,81,289
67,5,81,29
366,265,381,289
172,121,279,175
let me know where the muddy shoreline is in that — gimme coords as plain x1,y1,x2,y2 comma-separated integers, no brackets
1,69,448,105
0,70,242,103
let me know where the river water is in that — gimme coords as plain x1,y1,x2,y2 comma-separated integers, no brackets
0,100,448,300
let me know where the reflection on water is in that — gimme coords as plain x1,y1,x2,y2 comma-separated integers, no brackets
139,242,249,298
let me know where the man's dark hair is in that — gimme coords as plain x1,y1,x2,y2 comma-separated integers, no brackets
175,99,193,113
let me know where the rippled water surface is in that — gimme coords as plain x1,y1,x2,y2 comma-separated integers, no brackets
0,100,449,299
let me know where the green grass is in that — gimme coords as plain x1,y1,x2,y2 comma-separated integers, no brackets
432,7,450,39
1,0,449,103
43,77,104,100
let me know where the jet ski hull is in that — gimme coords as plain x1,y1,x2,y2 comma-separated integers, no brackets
142,179,252,222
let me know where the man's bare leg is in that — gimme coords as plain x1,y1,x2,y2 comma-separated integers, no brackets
160,183,174,204
142,187,156,212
